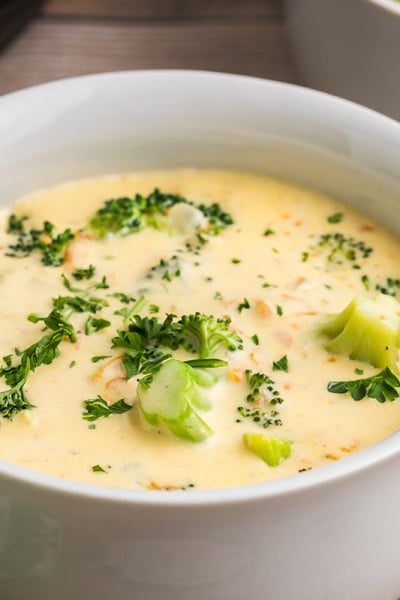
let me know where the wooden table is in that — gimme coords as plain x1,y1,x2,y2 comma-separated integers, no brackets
0,0,297,95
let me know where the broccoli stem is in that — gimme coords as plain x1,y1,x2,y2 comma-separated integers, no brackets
137,359,213,442
243,433,292,467
320,295,400,372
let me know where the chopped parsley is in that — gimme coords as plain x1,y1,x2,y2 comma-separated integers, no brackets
301,251,309,263
6,216,74,266
114,295,147,325
84,316,111,335
91,355,112,363
146,255,182,282
92,464,108,473
272,355,288,372
83,396,132,421
375,277,400,297
327,212,343,224
361,274,370,290
72,264,96,280
263,228,275,236
111,292,136,304
237,298,250,313
314,232,373,267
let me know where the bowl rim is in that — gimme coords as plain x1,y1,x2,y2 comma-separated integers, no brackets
367,0,400,14
1,69,400,507
2,432,400,506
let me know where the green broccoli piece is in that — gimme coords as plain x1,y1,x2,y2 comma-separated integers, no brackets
174,312,243,359
243,433,292,467
88,189,234,239
137,358,214,442
320,295,400,372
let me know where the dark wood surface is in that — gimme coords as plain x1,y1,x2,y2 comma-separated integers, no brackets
0,0,298,95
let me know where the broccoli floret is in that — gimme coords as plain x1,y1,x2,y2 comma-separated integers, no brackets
174,312,243,359
113,311,241,441
88,189,234,239
137,358,214,442
320,294,400,372
88,190,183,237
245,369,283,405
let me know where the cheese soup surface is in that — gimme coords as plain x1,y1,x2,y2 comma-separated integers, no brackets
0,169,399,491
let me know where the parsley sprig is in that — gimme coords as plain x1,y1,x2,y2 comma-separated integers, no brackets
112,312,242,379
0,314,76,419
0,274,110,419
327,367,400,402
111,314,176,378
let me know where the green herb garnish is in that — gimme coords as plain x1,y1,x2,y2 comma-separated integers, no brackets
6,216,74,266
272,355,288,372
237,298,250,313
85,316,111,335
92,464,108,473
88,189,233,238
327,367,400,403
91,355,112,363
72,264,96,280
327,212,343,224
83,396,132,421
263,228,275,236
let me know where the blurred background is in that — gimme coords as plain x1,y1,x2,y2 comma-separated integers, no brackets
0,0,297,95
0,0,399,120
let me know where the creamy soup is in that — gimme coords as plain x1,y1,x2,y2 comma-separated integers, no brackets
0,169,400,491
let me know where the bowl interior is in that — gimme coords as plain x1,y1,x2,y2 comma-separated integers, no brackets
1,70,400,501
1,71,400,235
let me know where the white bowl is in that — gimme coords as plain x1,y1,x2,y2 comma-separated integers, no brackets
1,70,400,600
286,0,400,120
